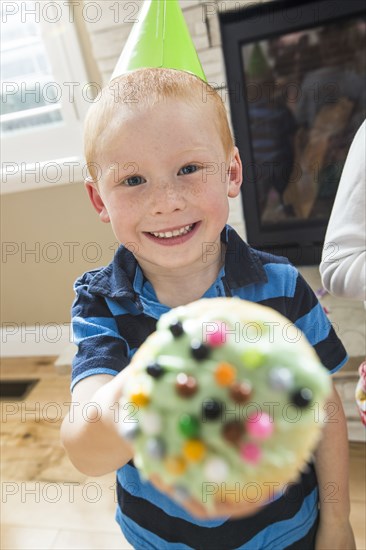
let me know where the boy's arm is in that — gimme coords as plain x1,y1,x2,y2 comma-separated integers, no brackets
314,382,356,550
61,371,134,476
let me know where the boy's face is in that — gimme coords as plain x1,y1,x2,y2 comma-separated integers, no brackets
86,98,242,276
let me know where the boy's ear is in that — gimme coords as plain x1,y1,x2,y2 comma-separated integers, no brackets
84,178,110,223
227,147,243,198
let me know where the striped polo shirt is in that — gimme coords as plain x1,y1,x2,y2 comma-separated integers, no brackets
71,225,347,550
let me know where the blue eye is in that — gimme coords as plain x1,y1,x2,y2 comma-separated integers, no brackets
123,175,145,187
179,164,199,176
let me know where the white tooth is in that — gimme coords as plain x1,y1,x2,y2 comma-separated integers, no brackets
150,224,194,239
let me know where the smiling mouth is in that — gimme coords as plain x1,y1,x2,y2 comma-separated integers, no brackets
148,223,196,239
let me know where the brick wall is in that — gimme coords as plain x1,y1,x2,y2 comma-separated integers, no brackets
83,0,264,240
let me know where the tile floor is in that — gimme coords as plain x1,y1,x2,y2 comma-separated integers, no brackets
0,357,133,550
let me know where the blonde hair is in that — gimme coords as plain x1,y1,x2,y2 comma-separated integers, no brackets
84,68,234,181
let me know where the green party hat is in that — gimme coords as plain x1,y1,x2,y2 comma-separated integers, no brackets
111,0,207,82
247,43,271,80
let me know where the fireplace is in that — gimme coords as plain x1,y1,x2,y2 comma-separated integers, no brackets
220,0,366,264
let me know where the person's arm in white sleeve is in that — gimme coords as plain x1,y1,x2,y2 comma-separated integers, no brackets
320,120,366,300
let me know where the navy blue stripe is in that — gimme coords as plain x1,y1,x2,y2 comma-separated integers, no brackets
255,296,291,318
284,513,319,549
287,273,319,323
314,337,348,373
295,303,331,346
116,465,318,549
115,314,157,351
72,335,129,383
117,465,228,525
72,291,115,318
116,506,193,550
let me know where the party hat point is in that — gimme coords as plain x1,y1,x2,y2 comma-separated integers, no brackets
111,0,206,82
248,43,271,80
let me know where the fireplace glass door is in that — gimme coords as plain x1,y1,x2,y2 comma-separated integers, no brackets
243,20,365,227
220,0,366,263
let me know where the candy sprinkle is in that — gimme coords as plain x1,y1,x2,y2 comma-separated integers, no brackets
246,412,274,439
165,456,186,475
240,442,262,464
222,420,244,445
215,362,237,386
202,399,223,421
206,323,227,346
146,362,165,378
175,373,198,397
229,380,252,403
190,340,210,360
241,349,265,369
183,439,206,461
291,388,313,408
169,321,184,338
203,457,228,482
141,410,162,436
130,391,149,407
146,437,165,460
178,413,200,438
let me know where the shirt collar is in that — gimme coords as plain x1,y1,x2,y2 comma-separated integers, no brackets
87,246,138,301
87,225,267,300
222,225,268,288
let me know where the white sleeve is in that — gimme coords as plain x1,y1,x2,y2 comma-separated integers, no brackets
320,120,366,300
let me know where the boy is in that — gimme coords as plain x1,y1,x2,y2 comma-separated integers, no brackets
61,68,355,549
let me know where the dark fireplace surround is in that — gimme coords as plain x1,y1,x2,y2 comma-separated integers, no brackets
220,0,365,265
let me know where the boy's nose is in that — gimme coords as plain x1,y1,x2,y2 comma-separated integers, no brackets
150,181,186,215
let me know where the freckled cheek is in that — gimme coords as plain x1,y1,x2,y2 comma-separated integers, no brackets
187,182,205,198
108,201,140,231
186,180,221,200
204,187,230,210
108,196,141,217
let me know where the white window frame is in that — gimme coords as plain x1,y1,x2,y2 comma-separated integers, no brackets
1,1,92,194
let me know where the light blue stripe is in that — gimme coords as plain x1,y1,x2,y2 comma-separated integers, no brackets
105,297,141,317
117,464,228,526
233,263,297,302
71,368,117,391
139,292,170,320
295,302,331,345
73,316,122,343
202,266,226,298
238,488,318,550
133,264,145,294
132,264,170,320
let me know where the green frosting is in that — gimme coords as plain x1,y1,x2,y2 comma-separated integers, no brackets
120,298,331,512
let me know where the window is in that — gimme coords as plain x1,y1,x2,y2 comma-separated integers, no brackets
1,1,91,193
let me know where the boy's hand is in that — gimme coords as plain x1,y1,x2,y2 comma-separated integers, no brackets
315,518,356,550
149,473,266,520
